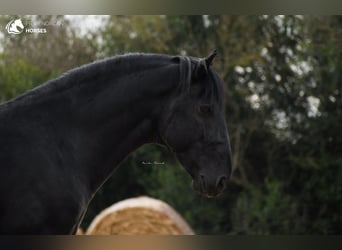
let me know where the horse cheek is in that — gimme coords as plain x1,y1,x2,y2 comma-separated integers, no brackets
165,118,197,151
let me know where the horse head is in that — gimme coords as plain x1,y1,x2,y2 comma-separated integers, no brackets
159,50,232,198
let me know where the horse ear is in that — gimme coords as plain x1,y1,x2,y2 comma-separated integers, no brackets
205,49,217,68
193,49,218,81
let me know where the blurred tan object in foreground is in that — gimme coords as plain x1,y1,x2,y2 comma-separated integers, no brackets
86,196,194,235
76,227,84,235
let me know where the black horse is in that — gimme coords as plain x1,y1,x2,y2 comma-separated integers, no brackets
0,51,232,234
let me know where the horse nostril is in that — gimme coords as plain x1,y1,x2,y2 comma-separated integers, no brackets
216,175,227,191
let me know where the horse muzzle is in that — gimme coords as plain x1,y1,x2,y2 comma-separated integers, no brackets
192,174,227,198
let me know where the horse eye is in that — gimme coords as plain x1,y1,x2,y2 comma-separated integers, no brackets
199,105,212,115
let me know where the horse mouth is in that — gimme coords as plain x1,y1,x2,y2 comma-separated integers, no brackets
191,180,222,198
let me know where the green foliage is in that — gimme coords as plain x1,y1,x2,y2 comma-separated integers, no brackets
232,179,302,234
0,59,48,102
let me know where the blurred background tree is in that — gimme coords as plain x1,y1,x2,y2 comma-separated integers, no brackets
0,15,340,234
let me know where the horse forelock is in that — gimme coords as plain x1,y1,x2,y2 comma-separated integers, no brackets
178,56,192,95
177,56,223,106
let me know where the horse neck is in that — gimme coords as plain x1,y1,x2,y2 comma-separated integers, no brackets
71,60,179,191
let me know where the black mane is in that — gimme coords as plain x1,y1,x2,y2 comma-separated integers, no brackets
0,53,223,110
